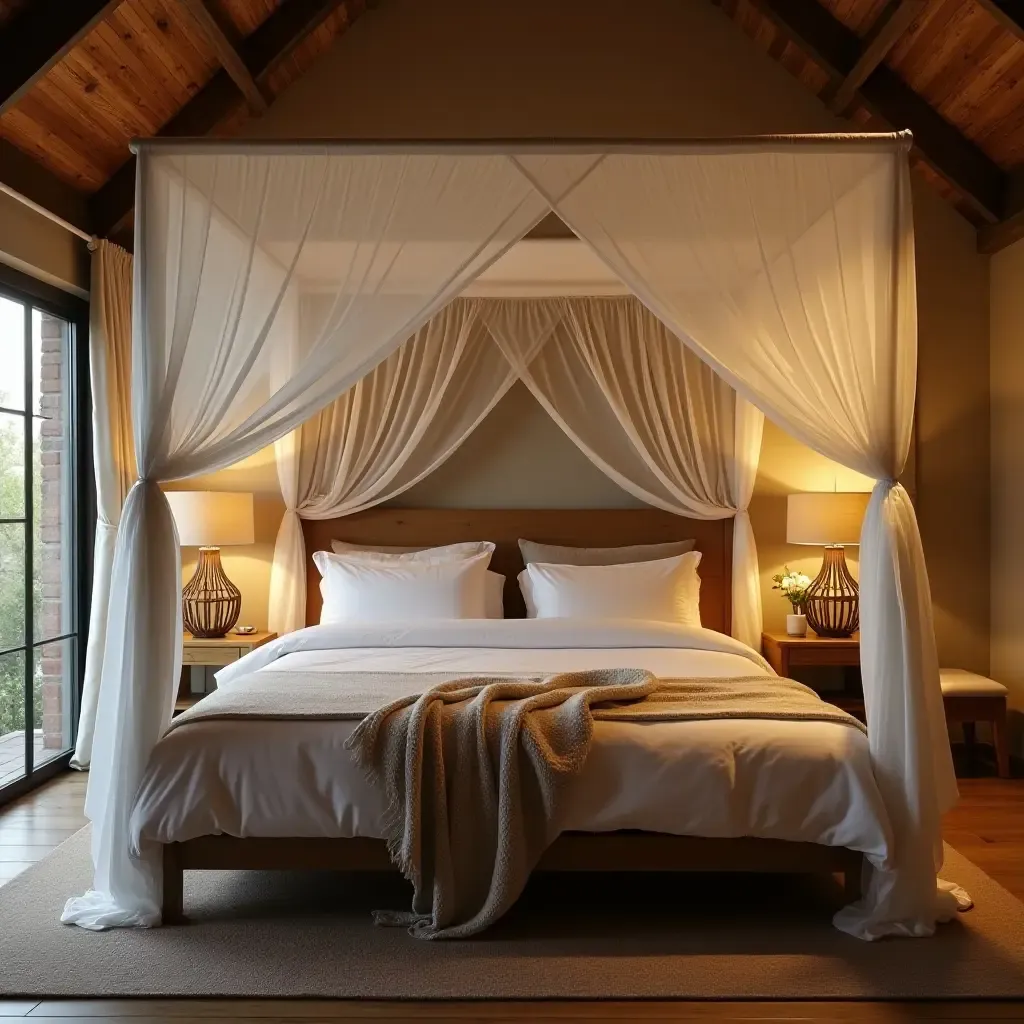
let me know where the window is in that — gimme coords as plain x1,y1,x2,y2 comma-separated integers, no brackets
0,267,89,800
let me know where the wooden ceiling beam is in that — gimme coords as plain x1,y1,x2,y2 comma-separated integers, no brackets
0,0,102,239
828,0,925,116
0,0,121,115
978,207,1024,253
972,0,1024,248
979,168,1024,253
0,138,92,235
91,0,350,238
976,0,1024,42
175,0,269,114
745,0,1006,225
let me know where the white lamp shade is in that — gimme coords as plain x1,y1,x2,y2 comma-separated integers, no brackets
165,491,255,547
787,492,870,546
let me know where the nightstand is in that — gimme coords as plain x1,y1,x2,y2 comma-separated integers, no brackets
761,632,863,718
176,630,277,714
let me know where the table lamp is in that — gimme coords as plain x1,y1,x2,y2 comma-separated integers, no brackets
786,491,870,638
166,491,255,638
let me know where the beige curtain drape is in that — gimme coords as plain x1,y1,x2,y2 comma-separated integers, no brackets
72,240,135,770
274,295,761,643
268,301,516,634
481,296,764,646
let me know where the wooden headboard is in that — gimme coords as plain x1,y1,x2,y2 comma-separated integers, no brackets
302,509,733,634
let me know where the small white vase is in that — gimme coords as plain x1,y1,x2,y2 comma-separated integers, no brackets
786,613,807,637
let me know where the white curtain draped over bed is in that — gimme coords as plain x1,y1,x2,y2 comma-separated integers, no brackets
69,135,957,942
269,294,763,643
518,140,958,939
481,296,764,648
63,151,549,929
73,241,135,770
268,302,516,634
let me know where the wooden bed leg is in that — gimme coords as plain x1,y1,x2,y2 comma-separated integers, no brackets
843,857,863,904
162,843,187,925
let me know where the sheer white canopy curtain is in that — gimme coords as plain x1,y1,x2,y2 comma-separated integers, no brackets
68,135,954,943
63,149,550,930
518,137,958,939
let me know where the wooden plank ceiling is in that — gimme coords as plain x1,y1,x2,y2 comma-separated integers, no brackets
0,0,1023,252
717,0,1024,250
0,0,369,244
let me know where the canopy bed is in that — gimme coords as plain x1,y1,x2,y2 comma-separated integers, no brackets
64,133,962,943
149,506,866,926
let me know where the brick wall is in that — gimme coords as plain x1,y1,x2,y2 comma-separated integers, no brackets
37,313,66,751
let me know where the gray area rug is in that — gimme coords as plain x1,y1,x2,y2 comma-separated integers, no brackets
2,828,1023,999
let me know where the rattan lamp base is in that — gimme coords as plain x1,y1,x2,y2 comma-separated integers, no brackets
805,545,859,638
182,546,242,639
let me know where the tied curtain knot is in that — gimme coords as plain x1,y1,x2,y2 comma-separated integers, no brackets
128,477,164,494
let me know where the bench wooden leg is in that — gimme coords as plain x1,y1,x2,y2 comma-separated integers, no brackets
162,843,186,925
993,709,1011,779
962,720,977,752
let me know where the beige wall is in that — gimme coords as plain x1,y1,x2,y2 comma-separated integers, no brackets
914,187,991,674
243,0,871,140
0,192,89,298
399,383,643,511
201,0,990,665
990,236,1024,746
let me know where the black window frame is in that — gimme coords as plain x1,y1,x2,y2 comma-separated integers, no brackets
0,261,92,807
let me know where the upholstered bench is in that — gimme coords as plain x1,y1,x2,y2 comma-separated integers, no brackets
940,669,1010,778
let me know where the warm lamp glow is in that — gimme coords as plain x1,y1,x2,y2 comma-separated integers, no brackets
787,492,870,547
165,491,255,548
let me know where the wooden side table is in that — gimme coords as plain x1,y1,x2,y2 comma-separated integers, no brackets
176,630,277,714
761,632,862,717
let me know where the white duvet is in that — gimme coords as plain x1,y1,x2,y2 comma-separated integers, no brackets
130,620,892,869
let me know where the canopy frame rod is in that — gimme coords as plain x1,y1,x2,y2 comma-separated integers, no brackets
131,131,913,157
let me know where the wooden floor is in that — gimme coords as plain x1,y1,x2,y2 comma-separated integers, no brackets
0,768,1022,1022
0,769,86,887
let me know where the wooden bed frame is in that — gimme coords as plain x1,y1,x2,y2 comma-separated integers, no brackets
162,834,862,924
160,508,864,923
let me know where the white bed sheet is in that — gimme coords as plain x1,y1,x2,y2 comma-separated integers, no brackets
131,620,893,865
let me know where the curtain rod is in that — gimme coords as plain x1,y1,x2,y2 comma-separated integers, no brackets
130,131,912,156
0,182,95,246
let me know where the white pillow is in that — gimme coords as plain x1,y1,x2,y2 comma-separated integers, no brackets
330,539,495,563
325,541,504,618
313,549,492,624
519,551,702,626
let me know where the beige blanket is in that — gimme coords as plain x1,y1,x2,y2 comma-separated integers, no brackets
341,669,864,940
167,668,865,731
167,671,482,730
